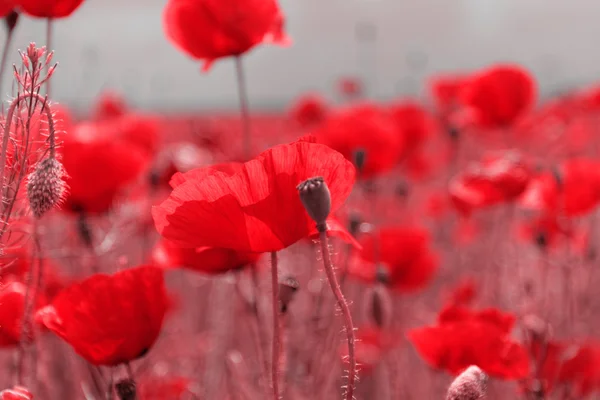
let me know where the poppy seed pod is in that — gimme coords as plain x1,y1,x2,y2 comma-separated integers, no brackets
297,176,331,231
115,379,136,400
348,212,362,237
365,284,392,328
446,365,488,400
353,148,366,172
26,157,67,218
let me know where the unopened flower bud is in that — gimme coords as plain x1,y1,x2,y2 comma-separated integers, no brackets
115,379,136,400
279,276,300,313
26,157,66,218
4,10,19,33
446,365,488,400
348,212,362,237
364,284,392,328
297,176,331,231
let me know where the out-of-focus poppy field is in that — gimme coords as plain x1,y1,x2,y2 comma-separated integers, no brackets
0,1,599,399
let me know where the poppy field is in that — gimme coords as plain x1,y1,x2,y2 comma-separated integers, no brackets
0,1,599,400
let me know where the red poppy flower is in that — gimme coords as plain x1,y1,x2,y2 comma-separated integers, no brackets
350,225,438,292
408,305,529,379
19,0,85,18
152,238,261,274
93,90,128,120
289,93,328,128
0,282,28,347
445,278,477,306
558,343,600,396
0,1,16,17
36,266,168,366
450,151,532,214
428,74,465,114
163,0,290,71
62,121,151,213
459,64,536,128
389,101,435,157
0,386,33,400
315,102,404,178
520,158,600,217
337,77,363,99
153,137,356,253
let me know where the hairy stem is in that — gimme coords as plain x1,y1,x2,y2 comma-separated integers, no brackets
234,56,251,160
270,251,281,400
319,230,356,400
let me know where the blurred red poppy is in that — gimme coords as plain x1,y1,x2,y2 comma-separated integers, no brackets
138,376,190,400
163,0,290,71
350,225,438,292
0,386,33,400
519,158,600,216
450,150,532,214
0,282,28,347
62,121,151,213
459,64,536,128
154,137,356,253
389,101,435,157
289,93,328,128
408,305,529,379
315,102,404,178
19,0,85,18
36,266,168,366
558,343,600,396
92,90,128,121
340,325,395,374
428,74,465,114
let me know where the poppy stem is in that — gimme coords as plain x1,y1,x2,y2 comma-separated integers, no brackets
234,56,251,160
270,251,281,400
17,222,44,386
318,230,356,400
0,12,18,102
45,17,53,98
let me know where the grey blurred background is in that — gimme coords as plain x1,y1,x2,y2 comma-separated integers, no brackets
2,0,597,111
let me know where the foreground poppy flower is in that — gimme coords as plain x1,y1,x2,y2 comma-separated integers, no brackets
408,305,529,379
163,0,290,71
154,137,355,253
350,225,438,292
450,151,532,214
315,102,403,178
152,238,261,275
459,64,536,128
0,386,33,400
36,266,168,366
62,121,151,213
19,0,85,18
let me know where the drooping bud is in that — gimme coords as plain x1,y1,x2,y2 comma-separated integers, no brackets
26,157,66,218
115,379,136,400
364,284,392,328
279,276,300,313
446,365,488,400
297,176,331,231
375,264,390,285
4,10,19,33
348,212,362,237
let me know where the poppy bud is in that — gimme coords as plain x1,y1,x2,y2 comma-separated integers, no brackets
348,212,362,237
522,314,548,342
364,284,392,328
375,264,390,285
279,276,299,313
446,365,488,400
115,379,136,400
297,176,331,231
4,10,19,33
26,157,66,218
353,148,366,172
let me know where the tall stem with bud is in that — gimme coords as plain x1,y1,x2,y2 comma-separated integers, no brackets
297,177,357,400
270,251,281,400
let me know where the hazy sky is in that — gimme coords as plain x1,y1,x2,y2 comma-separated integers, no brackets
3,0,598,112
